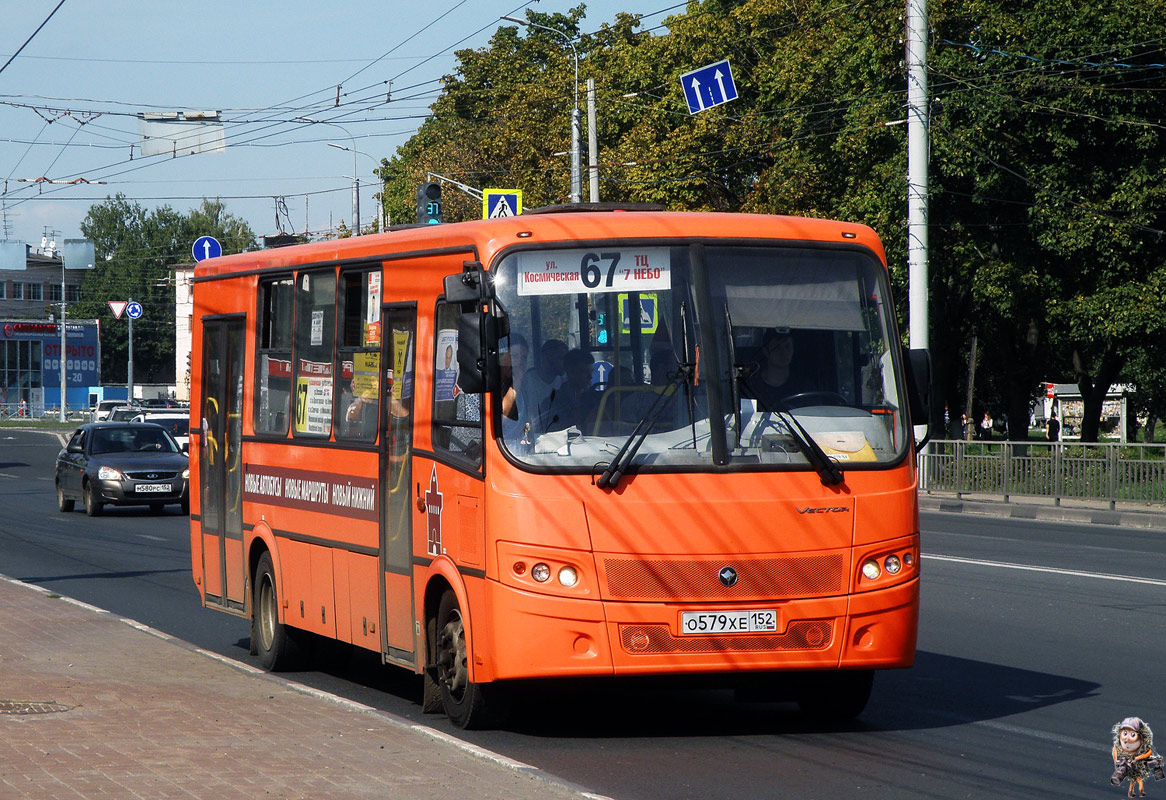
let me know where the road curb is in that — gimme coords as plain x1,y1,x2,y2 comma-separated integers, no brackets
919,495,1166,532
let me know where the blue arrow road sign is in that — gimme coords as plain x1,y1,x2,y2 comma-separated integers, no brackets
680,59,739,115
192,235,222,262
126,301,143,320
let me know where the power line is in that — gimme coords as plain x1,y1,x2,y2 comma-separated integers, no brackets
0,0,67,78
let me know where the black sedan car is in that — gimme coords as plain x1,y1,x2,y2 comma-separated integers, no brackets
55,422,190,516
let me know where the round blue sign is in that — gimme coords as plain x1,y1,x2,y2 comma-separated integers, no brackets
192,236,223,262
126,302,144,319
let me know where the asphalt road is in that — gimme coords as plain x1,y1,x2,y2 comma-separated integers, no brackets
2,427,1163,800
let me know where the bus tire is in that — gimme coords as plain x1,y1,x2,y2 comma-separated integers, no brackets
433,589,510,729
796,670,874,723
56,482,74,513
83,481,102,516
252,552,304,671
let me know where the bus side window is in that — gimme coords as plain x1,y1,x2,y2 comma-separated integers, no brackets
254,277,294,435
292,271,336,438
432,301,482,469
335,268,381,443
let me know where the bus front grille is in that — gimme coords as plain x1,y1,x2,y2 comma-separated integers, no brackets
603,554,845,601
618,620,834,654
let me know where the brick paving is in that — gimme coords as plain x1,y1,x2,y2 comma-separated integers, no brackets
0,576,600,800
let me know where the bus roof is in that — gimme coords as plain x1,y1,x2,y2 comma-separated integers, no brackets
193,210,886,280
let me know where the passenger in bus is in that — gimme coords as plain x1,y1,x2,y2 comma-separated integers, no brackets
544,349,598,432
748,327,807,411
499,335,530,440
517,338,567,436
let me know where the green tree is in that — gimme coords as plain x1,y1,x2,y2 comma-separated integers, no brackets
75,195,255,385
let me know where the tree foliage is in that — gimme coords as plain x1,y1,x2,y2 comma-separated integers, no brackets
377,0,1165,440
76,196,255,384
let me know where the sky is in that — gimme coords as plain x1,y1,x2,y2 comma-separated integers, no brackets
0,0,676,252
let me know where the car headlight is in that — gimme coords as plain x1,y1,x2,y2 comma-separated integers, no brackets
182,468,190,479
98,465,125,481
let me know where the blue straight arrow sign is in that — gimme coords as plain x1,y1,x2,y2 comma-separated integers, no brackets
680,59,739,115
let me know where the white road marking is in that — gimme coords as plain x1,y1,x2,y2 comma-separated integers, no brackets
924,553,1166,587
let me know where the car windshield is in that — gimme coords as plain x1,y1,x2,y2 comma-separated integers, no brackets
90,427,180,454
490,242,907,474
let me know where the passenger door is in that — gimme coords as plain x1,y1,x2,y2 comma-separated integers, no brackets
379,304,417,662
199,316,247,611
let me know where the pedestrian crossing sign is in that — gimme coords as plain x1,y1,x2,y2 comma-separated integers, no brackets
483,189,522,220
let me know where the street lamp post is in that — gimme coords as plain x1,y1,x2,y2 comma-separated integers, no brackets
297,118,360,234
59,262,66,422
502,16,581,204
327,142,359,235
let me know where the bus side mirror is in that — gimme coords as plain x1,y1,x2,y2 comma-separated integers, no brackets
455,309,498,394
903,347,932,449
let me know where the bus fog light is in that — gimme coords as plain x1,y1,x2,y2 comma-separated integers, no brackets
884,555,902,574
861,560,881,580
558,566,578,587
531,563,551,583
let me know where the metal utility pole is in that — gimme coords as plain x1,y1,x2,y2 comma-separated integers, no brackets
587,78,600,202
503,16,582,203
127,297,134,404
907,0,929,351
59,262,66,422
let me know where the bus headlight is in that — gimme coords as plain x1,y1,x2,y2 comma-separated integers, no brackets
558,566,578,588
884,555,902,575
861,559,881,580
531,563,551,583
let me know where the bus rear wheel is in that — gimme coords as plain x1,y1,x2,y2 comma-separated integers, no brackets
433,589,509,729
252,552,305,671
796,670,874,723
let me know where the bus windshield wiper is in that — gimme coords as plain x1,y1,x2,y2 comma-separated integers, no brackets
596,365,689,490
739,377,845,487
597,302,696,491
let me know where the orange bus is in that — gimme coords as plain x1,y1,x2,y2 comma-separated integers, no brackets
189,205,931,729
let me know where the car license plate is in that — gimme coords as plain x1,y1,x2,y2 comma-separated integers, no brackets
135,483,170,493
680,609,778,635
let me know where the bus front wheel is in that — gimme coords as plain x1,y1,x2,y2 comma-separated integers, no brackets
433,589,509,729
252,552,304,671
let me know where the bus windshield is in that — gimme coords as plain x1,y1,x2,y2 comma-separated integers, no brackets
491,243,907,473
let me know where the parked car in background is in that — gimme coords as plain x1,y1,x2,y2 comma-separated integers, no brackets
55,422,190,516
108,406,141,422
131,412,190,450
92,399,137,421
140,398,182,409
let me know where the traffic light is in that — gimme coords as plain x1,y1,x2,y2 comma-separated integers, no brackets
416,182,442,225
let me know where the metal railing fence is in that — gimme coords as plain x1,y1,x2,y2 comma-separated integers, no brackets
918,439,1166,508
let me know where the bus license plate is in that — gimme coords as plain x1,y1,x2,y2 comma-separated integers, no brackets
135,483,170,493
680,610,777,635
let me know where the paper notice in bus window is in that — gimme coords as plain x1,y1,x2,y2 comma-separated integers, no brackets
435,328,459,402
295,360,333,435
391,328,413,401
517,247,671,296
311,310,324,346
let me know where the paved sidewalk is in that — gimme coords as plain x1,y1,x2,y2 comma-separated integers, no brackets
0,575,602,800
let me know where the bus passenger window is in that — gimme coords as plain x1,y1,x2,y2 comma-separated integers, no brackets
432,301,482,468
335,269,381,442
292,271,336,438
254,277,293,435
